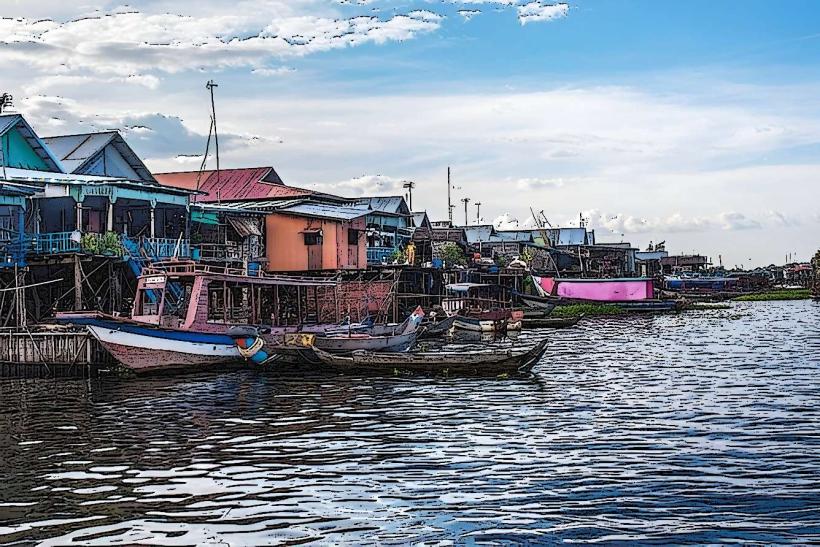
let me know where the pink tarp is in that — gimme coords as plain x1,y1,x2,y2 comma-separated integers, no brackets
537,277,653,301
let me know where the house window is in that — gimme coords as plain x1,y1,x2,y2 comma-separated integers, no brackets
348,229,359,245
304,232,322,246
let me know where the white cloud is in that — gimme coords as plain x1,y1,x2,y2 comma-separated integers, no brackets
458,10,482,21
0,8,443,83
717,211,762,231
493,213,536,229
310,174,407,196
20,95,262,160
251,66,296,77
517,2,569,25
515,177,566,189
766,210,801,227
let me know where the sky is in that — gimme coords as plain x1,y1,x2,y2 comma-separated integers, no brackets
2,0,819,267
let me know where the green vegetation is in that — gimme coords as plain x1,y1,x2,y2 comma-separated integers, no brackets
81,231,123,256
733,289,811,302
439,243,466,267
388,247,406,263
551,303,626,317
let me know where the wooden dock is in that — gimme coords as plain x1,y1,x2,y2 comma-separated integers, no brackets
0,329,115,377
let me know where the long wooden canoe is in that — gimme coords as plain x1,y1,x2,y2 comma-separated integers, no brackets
306,339,548,375
522,315,583,329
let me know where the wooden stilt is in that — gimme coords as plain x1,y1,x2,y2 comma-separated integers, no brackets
73,254,82,311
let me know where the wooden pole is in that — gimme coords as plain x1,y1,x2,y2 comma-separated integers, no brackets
73,255,82,310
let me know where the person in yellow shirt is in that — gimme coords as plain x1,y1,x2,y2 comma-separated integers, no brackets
405,241,416,266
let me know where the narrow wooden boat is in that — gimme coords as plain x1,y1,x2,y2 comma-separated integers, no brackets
307,339,548,375
615,300,682,312
311,307,424,353
515,292,558,312
419,315,458,338
522,315,583,329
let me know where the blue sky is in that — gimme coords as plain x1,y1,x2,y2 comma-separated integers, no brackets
2,0,819,265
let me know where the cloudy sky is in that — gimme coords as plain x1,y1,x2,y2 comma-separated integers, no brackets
3,0,819,266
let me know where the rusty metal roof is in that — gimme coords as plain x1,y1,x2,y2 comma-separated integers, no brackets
155,167,310,202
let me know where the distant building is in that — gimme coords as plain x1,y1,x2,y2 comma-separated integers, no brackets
352,195,411,264
661,254,709,274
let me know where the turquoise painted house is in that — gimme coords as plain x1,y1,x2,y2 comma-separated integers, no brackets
0,114,194,269
353,195,412,264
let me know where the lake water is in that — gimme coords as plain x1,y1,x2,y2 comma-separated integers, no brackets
1,300,819,545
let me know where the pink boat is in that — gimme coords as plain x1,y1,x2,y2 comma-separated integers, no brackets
533,275,654,302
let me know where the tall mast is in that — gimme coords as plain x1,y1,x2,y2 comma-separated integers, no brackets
206,80,220,200
447,167,453,224
461,197,471,226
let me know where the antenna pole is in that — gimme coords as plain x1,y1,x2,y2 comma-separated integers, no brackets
206,80,220,200
475,202,481,223
461,197,471,226
447,167,453,224
402,181,415,210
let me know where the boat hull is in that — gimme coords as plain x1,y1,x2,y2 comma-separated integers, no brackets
313,330,418,353
309,339,549,375
453,316,507,332
87,325,242,372
517,294,558,312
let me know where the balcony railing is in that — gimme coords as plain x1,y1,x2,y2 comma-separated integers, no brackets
25,232,190,260
193,241,264,262
367,246,398,264
31,232,81,254
144,237,190,259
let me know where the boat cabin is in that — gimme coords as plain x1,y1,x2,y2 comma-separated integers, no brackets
443,283,514,315
131,261,339,331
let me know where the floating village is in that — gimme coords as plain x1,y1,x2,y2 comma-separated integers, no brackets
1,106,818,377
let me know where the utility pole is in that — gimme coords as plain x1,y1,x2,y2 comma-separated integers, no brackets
461,197,471,226
402,181,415,210
206,80,220,198
475,202,481,223
447,167,453,225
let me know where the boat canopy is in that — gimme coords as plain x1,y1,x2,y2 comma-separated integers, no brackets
445,283,491,293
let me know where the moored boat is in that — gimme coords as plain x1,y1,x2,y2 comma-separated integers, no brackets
312,307,425,353
444,283,522,333
307,339,548,375
53,261,347,372
515,291,558,312
522,315,583,329
533,275,654,301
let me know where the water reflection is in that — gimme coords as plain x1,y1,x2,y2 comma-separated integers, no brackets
1,300,819,544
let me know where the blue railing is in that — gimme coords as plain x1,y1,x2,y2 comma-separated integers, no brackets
25,232,190,260
31,232,81,254
367,246,398,264
144,237,190,259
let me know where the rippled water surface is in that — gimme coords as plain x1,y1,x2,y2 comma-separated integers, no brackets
1,300,819,545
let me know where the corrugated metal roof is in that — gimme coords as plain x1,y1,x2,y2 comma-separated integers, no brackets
43,132,156,183
354,196,409,215
276,202,367,221
0,167,192,195
463,225,496,244
0,181,39,196
492,231,534,242
0,114,64,172
0,114,21,136
155,167,301,202
549,227,588,246
210,199,306,212
411,211,430,229
191,202,269,216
